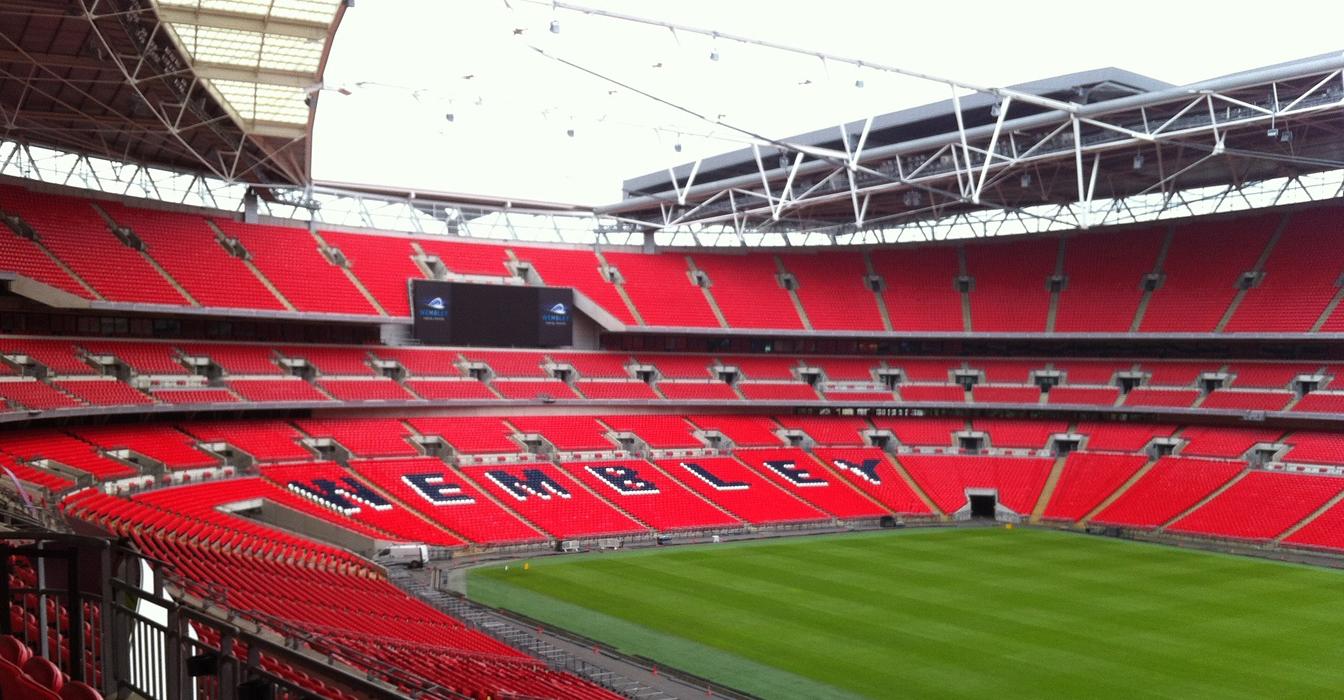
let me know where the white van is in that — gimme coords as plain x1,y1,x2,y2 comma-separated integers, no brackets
376,543,428,568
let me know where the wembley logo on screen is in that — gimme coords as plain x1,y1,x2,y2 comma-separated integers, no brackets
548,302,568,315
426,297,446,310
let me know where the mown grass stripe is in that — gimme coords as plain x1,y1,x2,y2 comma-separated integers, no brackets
469,528,1344,699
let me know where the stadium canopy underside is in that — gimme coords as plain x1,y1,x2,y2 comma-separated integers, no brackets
0,20,1341,247
0,0,346,188
601,53,1344,241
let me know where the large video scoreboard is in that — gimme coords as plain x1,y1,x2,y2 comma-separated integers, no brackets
410,280,573,347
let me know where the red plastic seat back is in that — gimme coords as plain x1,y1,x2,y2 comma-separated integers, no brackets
22,654,65,691
0,635,31,665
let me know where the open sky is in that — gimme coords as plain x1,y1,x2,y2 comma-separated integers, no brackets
313,0,1343,206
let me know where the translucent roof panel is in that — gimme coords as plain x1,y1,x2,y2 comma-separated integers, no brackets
154,0,341,131
157,0,339,25
176,25,323,72
213,80,311,125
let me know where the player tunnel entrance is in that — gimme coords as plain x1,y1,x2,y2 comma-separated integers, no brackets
969,494,997,519
958,488,1017,522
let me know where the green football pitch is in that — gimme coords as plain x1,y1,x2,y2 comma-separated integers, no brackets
468,527,1344,699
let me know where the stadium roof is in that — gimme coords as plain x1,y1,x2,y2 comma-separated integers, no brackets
602,53,1344,237
0,0,347,187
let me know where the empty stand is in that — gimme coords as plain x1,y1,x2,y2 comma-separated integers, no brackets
213,220,378,315
492,379,578,400
100,201,286,311
598,415,701,448
0,196,92,297
150,388,238,404
686,415,782,446
1199,389,1292,411
574,380,658,400
181,421,312,462
508,416,612,451
1042,453,1149,521
656,382,739,400
652,457,827,525
638,354,714,379
560,459,742,531
735,448,888,518
460,350,549,377
1168,471,1344,541
296,418,419,458
49,379,151,406
1054,228,1165,332
869,246,963,331
548,352,633,378
1090,457,1244,528
1054,360,1131,385
72,425,214,469
226,378,330,403
1225,210,1344,332
964,237,1057,332
1293,393,1344,414
601,252,719,327
519,247,635,325
890,358,960,382
1046,386,1120,406
407,417,520,455
971,419,1069,449
811,447,933,514
347,458,545,544
973,360,1046,384
0,340,94,375
1141,361,1212,386
1226,362,1320,388
280,346,375,376
716,355,801,380
413,238,513,278
1282,432,1344,465
690,253,803,329
370,348,462,376
319,230,421,317
737,383,819,401
1177,426,1283,458
0,430,135,479
1140,215,1276,332
869,416,964,447
899,385,966,402
777,252,885,331
1121,388,1198,408
405,379,498,400
80,342,187,375
806,357,879,382
1076,421,1173,452
897,455,1054,515
774,416,871,446
0,380,82,411
178,343,282,375
261,463,463,546
1283,499,1344,552
970,386,1041,404
0,188,186,305
459,462,646,538
317,378,416,402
